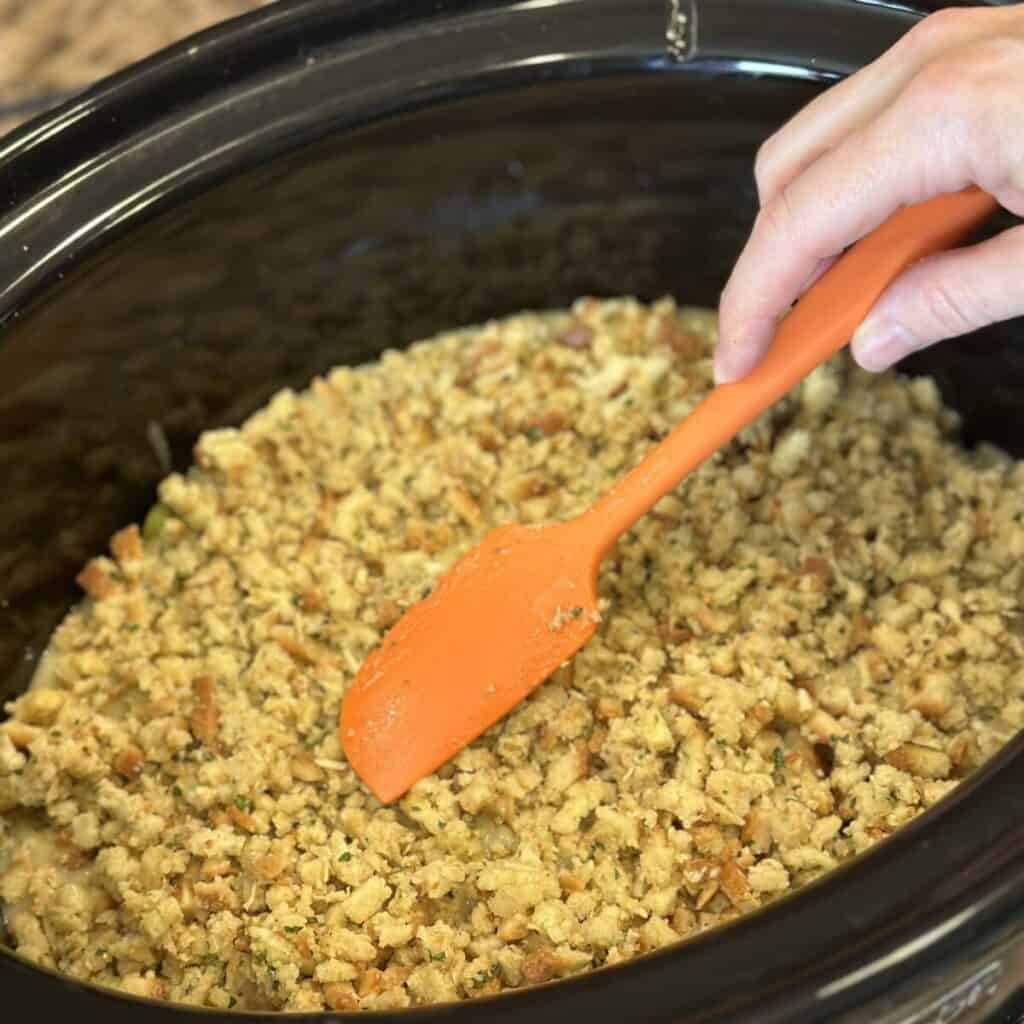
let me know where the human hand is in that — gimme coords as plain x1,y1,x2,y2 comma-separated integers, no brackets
714,5,1024,384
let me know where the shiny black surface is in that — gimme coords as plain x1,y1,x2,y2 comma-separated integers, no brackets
2,1,1023,1021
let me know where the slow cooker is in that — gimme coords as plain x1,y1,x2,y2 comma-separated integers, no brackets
2,0,1023,1020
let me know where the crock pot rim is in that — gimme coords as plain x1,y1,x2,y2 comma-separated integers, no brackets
0,0,927,319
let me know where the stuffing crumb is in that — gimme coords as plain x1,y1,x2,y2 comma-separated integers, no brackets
1,297,1022,1011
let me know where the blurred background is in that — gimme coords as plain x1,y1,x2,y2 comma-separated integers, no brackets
0,0,273,135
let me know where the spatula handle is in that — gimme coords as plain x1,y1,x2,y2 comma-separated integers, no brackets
579,187,998,558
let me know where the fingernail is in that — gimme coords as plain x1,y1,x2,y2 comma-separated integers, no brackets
850,319,912,373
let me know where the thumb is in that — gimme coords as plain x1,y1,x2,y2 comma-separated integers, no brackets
851,224,1024,373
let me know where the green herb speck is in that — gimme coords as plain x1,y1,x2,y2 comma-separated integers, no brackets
234,795,253,812
430,952,447,962
773,748,784,772
142,503,170,543
172,784,183,798
284,926,301,934
339,852,353,862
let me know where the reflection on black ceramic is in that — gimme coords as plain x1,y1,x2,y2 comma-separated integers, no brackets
1,1,1023,1022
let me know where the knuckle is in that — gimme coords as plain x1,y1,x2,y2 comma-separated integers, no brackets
753,137,782,202
757,185,798,245
908,56,975,111
902,8,978,52
906,40,1017,186
964,104,1007,192
916,272,978,339
908,35,1017,112
958,37,1024,119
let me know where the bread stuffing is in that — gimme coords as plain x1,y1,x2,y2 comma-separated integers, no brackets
1,297,1022,1010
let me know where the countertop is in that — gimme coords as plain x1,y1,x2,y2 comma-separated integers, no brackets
0,0,273,136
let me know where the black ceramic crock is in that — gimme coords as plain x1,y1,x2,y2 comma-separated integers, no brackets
2,1,1023,1021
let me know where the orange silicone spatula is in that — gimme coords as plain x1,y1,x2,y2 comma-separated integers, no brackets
340,186,997,803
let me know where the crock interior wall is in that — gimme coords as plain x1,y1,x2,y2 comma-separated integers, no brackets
1,67,1022,722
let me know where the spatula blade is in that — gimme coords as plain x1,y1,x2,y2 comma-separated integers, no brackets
339,522,599,803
